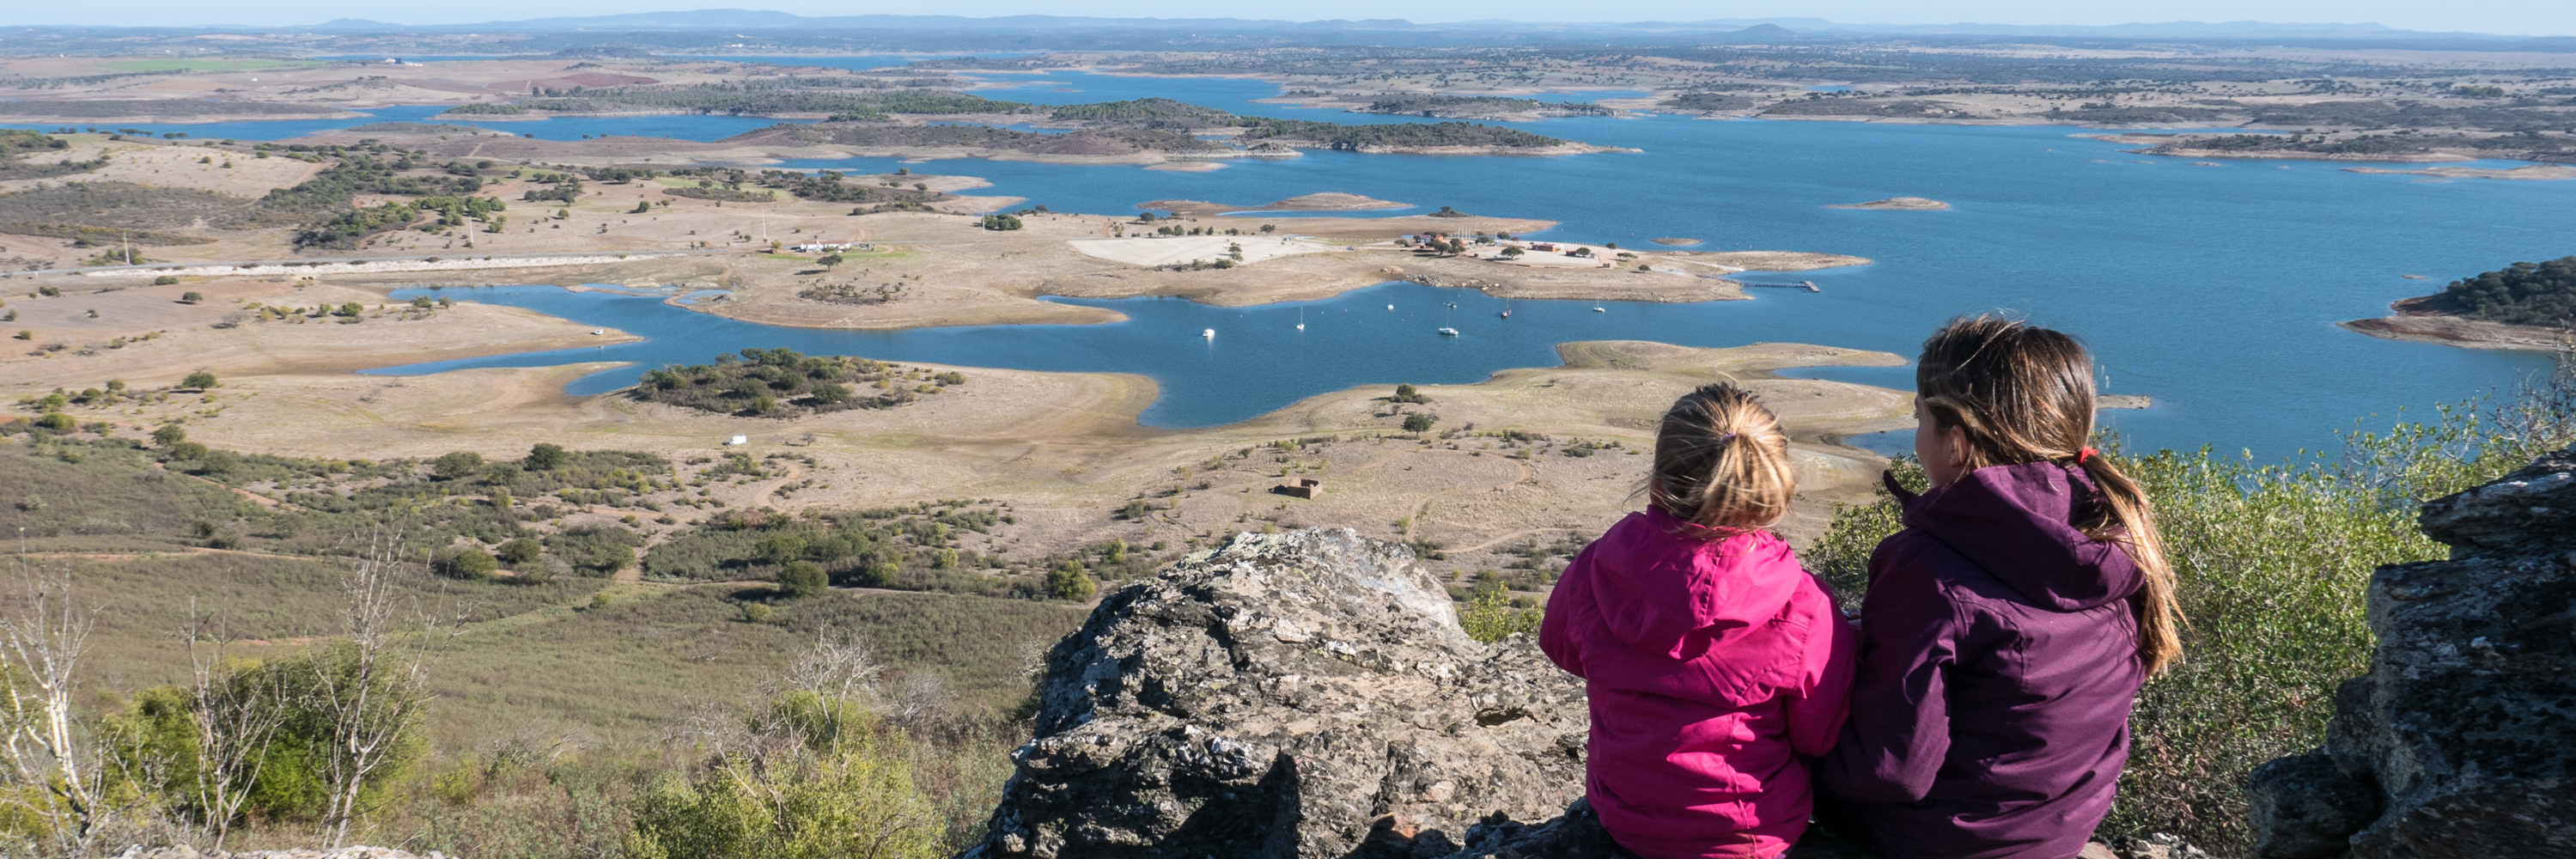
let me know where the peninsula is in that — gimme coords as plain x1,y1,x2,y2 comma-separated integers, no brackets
0,124,1860,332
2341,256,2576,350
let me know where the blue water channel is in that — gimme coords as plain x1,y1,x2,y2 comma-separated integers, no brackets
13,67,2573,458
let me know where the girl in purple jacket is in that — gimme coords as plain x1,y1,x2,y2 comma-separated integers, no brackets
1541,383,1858,859
1820,317,2184,859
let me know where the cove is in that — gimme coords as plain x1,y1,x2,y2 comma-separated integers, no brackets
375,281,2157,450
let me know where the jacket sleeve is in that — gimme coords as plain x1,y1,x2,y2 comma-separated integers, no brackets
1538,547,1592,679
1818,547,1962,804
1786,576,1860,758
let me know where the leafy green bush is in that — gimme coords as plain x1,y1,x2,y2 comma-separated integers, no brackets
624,694,943,859
550,525,642,576
1457,583,1541,643
1802,366,2576,854
1044,561,1095,601
496,538,543,566
440,547,500,580
779,561,829,599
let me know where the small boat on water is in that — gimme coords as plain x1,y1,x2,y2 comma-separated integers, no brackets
1437,327,1460,337
1386,304,1395,310
1591,307,1605,313
1202,328,1215,339
1499,308,1513,319
1296,308,1306,330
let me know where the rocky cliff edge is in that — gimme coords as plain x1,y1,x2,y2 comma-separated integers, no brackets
2247,446,2576,859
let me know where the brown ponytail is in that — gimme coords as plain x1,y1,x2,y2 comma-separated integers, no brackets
1917,316,2184,676
1650,382,1797,534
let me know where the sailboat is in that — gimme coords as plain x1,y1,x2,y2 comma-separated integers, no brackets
1437,303,1459,336
1296,308,1305,331
1202,328,1215,340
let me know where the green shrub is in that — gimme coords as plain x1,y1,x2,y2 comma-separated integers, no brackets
180,371,217,391
1456,583,1541,643
527,442,569,471
779,561,829,599
496,538,543,566
441,547,500,580
551,525,642,575
432,451,484,481
1044,561,1096,602
624,697,942,859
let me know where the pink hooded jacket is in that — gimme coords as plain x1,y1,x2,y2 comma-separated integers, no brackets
1541,509,1860,859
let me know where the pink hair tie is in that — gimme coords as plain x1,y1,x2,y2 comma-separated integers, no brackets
2077,448,2098,465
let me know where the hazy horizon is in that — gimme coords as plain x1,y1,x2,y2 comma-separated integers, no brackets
5,4,2572,38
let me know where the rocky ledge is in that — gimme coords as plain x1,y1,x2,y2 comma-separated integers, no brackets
2247,444,2576,859
959,528,1592,859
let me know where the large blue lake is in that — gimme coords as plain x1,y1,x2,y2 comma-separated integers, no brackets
15,68,2572,458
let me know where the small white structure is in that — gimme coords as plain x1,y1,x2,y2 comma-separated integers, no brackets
727,435,748,447
790,242,860,253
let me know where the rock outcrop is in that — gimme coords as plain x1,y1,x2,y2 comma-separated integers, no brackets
2246,446,2576,859
959,529,1592,859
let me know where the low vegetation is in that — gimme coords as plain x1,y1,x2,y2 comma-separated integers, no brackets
749,169,952,205
0,129,105,180
1359,94,1612,118
1231,118,1572,149
631,348,965,417
259,152,486,214
293,195,505,250
437,86,1032,120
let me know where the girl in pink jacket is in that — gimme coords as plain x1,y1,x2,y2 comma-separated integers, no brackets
1541,382,1860,859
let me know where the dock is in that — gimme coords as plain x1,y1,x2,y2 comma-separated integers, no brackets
1739,280,1822,293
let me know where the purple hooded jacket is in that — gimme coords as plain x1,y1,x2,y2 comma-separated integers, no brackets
1818,461,2147,859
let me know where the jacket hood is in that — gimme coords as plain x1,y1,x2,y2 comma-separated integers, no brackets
1588,509,1805,661
1885,461,2141,612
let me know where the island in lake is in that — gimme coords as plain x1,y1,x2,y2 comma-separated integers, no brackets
2341,256,2576,350
1830,197,1951,210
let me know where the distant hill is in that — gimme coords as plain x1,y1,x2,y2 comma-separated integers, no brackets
243,10,2549,43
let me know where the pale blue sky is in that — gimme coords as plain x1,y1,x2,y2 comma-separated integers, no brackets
9,1,2572,37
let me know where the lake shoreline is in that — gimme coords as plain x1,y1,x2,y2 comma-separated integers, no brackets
2341,294,2572,351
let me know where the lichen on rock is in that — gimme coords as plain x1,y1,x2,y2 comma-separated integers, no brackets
959,528,1590,859
2247,444,2576,859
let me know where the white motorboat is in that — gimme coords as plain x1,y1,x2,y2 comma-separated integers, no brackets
1437,327,1460,337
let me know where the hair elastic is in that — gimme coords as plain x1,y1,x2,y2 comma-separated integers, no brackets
2077,447,2098,465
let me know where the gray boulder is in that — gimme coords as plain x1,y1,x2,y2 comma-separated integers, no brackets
961,529,1591,859
2246,445,2576,859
